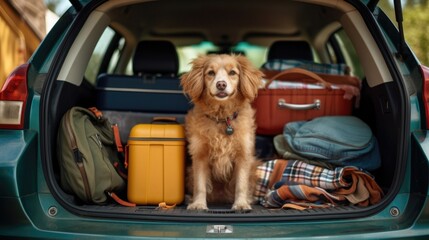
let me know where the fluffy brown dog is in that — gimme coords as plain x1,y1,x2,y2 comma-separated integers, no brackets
180,54,263,210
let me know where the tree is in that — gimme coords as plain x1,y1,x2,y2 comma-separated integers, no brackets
403,2,429,65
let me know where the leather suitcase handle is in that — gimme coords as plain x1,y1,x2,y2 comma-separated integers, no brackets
152,117,178,124
264,67,332,89
278,98,321,110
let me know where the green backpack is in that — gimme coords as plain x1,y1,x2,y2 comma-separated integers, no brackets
57,107,126,204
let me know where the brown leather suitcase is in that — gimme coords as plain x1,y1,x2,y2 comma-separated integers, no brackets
253,68,360,135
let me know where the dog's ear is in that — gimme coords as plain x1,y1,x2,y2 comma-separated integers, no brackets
180,56,206,103
236,55,264,101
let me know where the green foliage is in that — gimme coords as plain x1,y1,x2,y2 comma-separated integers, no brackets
379,1,429,65
403,2,429,65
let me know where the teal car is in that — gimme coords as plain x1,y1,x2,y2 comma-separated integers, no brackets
1,0,429,239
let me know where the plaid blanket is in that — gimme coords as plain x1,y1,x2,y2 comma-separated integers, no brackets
254,160,384,209
261,59,350,75
260,59,361,105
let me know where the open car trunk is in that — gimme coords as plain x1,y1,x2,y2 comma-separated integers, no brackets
41,0,408,222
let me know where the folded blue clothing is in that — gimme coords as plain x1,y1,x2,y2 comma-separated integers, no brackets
283,116,381,171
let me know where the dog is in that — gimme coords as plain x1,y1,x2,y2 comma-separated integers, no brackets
180,54,263,210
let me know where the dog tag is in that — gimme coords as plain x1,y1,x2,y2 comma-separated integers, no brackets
225,125,234,135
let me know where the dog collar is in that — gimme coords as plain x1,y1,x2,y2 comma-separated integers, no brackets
205,112,238,135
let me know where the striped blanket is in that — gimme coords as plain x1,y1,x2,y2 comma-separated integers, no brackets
254,160,384,209
261,59,350,75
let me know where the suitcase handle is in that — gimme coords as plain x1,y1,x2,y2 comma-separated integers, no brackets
152,117,179,124
264,68,332,89
278,98,321,110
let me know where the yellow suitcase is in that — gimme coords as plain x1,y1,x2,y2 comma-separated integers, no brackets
126,122,185,205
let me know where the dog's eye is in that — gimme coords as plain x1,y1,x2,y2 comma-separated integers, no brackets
229,70,237,76
207,70,215,76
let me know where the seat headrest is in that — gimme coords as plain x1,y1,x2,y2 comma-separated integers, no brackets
267,41,313,61
133,40,179,76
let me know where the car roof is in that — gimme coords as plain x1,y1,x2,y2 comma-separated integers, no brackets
101,0,348,48
59,0,391,89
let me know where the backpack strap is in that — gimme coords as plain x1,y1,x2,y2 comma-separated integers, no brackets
108,192,136,207
88,107,123,153
124,145,129,169
88,107,103,119
157,202,177,210
112,124,124,153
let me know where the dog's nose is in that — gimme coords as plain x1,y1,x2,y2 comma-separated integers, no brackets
216,81,227,91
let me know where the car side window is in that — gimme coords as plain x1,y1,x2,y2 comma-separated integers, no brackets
84,27,125,84
373,4,420,92
328,29,364,78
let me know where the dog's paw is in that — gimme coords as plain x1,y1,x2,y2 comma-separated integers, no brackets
232,201,252,210
187,202,208,210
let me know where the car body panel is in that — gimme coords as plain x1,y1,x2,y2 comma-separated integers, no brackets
0,193,429,239
0,129,37,198
1,0,429,238
0,130,428,238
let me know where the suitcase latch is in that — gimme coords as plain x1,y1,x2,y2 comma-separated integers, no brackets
206,225,233,233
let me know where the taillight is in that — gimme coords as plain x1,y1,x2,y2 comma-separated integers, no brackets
0,64,29,129
421,65,429,128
